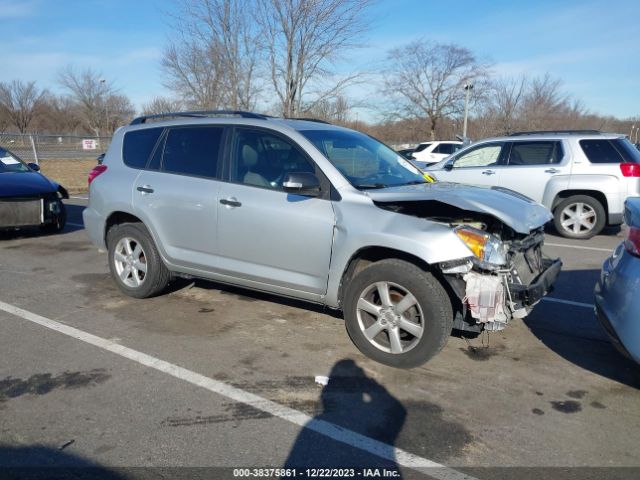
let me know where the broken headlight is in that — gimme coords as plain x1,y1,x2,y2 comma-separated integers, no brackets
455,226,508,269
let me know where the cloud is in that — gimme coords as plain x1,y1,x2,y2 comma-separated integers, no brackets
0,0,38,18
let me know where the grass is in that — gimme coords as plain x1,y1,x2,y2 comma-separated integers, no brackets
39,159,95,194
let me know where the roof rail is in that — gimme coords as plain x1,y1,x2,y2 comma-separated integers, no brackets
130,110,270,125
287,117,332,124
508,130,601,136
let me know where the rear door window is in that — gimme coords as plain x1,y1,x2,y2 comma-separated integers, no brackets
507,141,563,166
434,143,455,154
123,128,164,169
580,139,625,164
414,143,432,153
162,126,224,178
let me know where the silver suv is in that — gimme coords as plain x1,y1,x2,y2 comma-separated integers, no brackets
426,131,640,239
83,111,561,368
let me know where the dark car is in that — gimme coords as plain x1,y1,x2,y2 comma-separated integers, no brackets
0,146,68,232
594,197,640,364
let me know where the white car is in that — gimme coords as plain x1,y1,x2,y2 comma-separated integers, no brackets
410,141,462,164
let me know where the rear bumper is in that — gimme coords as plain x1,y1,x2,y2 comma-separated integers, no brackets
508,258,562,307
82,206,107,249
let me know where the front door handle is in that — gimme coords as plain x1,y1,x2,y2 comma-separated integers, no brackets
545,168,560,174
220,197,242,208
137,185,154,194
482,170,496,175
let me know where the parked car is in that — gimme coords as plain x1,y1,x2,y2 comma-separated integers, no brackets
411,141,462,165
83,111,560,368
0,146,68,232
594,197,640,364
426,131,640,239
396,148,416,159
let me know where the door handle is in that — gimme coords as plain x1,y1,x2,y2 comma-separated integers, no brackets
136,185,154,194
220,197,242,208
482,170,495,175
545,168,560,174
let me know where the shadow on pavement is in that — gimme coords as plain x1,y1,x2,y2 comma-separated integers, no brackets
284,359,405,475
525,269,640,389
0,445,124,479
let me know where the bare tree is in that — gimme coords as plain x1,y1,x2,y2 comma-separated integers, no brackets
162,0,262,110
0,105,11,133
384,40,489,140
520,73,570,130
0,80,46,133
105,94,135,133
303,95,351,123
57,66,118,136
141,96,184,115
485,76,527,134
256,0,374,117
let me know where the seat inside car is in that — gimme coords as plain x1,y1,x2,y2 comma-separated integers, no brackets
240,143,270,187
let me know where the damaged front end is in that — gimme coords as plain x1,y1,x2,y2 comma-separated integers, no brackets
440,226,561,332
372,190,561,333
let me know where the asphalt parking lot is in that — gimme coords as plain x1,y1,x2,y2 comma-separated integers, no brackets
1,197,639,479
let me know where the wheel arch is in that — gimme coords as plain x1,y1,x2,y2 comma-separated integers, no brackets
336,246,457,310
104,211,145,246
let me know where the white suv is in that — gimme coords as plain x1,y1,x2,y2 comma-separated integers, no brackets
426,131,640,239
410,141,462,164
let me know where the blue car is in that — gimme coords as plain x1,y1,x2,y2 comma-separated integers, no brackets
0,146,68,232
595,197,640,364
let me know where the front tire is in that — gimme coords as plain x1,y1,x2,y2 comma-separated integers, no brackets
41,202,66,233
107,222,170,298
553,195,605,239
343,259,453,368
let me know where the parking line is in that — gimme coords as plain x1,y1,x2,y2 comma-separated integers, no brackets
67,222,84,228
542,297,594,309
545,242,612,253
70,195,88,200
0,300,477,480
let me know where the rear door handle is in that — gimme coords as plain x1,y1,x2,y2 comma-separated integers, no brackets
545,168,560,174
220,197,242,208
482,170,495,175
136,185,154,194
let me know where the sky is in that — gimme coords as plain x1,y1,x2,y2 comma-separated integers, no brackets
1,0,638,122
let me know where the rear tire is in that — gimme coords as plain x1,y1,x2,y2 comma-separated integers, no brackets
343,259,453,368
106,222,170,298
553,195,605,239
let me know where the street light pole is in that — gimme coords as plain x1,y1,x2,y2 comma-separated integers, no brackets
463,83,473,139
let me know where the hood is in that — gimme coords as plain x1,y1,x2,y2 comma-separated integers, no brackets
0,171,59,198
364,182,552,234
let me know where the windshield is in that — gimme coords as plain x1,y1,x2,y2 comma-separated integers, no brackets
301,129,427,189
0,148,30,173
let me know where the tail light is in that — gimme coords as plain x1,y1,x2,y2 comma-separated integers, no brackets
620,163,640,177
88,165,108,186
624,226,640,256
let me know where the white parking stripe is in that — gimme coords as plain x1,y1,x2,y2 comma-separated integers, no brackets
542,297,594,309
67,222,84,228
0,300,477,480
70,195,88,200
545,242,613,253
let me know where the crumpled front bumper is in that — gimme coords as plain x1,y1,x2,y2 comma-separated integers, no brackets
508,258,562,307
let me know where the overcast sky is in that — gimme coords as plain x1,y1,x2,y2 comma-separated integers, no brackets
1,0,638,121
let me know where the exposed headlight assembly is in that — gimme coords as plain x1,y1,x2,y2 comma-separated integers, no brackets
455,226,509,269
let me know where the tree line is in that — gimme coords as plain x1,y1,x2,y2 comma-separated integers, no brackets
0,0,636,143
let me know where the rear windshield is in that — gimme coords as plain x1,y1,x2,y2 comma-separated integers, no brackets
580,138,640,164
123,128,164,169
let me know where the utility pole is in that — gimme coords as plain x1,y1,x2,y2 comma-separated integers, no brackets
463,83,473,139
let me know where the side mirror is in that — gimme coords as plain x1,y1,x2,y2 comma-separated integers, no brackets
28,162,40,171
443,161,454,171
282,172,321,197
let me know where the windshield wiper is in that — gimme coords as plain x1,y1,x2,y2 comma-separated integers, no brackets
357,183,388,190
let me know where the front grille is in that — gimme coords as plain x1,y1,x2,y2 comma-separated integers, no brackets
0,198,43,227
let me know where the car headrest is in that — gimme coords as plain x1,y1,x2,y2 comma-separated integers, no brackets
242,144,258,167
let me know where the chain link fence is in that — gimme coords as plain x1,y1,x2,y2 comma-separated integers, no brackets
0,133,112,163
